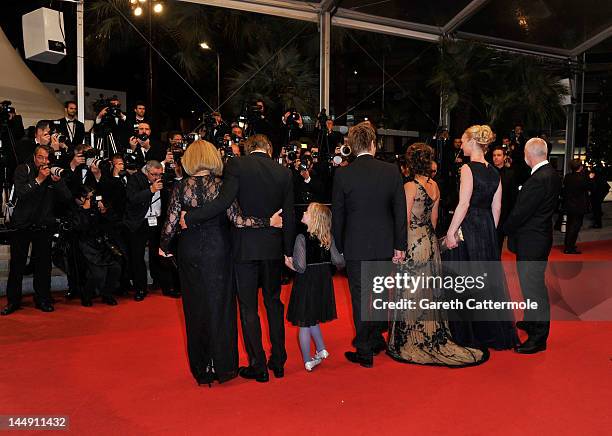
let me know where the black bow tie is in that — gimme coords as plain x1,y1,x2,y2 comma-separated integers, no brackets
67,120,75,124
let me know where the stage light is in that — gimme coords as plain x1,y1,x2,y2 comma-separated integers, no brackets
134,6,143,16
153,3,163,13
200,42,210,50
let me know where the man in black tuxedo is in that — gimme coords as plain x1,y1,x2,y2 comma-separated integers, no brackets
491,146,518,253
125,160,179,301
562,159,591,254
56,101,85,148
1,145,72,315
332,122,407,368
504,138,561,354
124,101,148,129
182,134,295,382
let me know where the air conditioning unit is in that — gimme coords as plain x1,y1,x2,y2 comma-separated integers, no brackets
22,7,66,64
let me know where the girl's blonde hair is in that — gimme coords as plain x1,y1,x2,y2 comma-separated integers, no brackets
306,202,332,250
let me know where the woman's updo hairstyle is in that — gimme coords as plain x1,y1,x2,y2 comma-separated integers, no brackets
405,142,434,180
464,124,494,153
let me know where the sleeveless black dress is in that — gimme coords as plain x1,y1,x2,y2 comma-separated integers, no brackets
286,233,338,327
445,162,519,350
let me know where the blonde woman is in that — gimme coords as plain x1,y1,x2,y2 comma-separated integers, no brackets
159,140,281,386
444,125,518,350
285,203,345,372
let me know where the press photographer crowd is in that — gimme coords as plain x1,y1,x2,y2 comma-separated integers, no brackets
0,95,610,380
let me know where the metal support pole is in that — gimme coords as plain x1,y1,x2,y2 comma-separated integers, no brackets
564,60,578,175
217,51,221,110
319,11,331,112
76,0,85,123
148,0,153,112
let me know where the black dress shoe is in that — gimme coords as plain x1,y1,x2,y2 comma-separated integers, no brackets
563,248,582,255
344,351,373,368
81,297,93,307
238,366,269,383
515,340,547,354
35,301,54,312
102,296,118,306
134,291,147,302
162,289,181,298
1,303,21,316
267,364,284,379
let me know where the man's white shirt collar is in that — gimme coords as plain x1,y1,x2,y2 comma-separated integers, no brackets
531,160,549,175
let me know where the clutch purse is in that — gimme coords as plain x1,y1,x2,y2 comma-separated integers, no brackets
438,227,464,253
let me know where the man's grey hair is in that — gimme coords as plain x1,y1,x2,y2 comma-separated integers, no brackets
525,138,547,158
144,160,162,173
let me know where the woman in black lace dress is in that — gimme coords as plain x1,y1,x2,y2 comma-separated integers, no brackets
387,143,488,367
160,140,280,386
445,125,518,350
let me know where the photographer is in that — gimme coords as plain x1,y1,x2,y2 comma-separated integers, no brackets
16,120,51,165
316,118,343,161
70,185,121,306
47,122,72,169
125,160,178,301
280,109,304,154
127,122,165,168
293,149,324,205
1,145,72,316
94,96,128,152
1,101,24,182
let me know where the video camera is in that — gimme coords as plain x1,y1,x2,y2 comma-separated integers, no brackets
93,98,123,125
0,100,15,125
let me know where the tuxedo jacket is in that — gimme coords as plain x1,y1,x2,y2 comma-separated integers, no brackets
56,118,86,147
562,172,590,215
503,163,561,259
124,171,169,232
332,154,407,261
185,152,296,261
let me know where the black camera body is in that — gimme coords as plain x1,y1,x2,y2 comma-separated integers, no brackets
299,155,313,172
94,98,122,125
0,100,15,124
286,110,301,129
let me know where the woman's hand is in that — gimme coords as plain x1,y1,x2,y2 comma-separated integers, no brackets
179,211,188,229
158,248,173,258
445,232,458,249
284,255,295,271
270,209,283,228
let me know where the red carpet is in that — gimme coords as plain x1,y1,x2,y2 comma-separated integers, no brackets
2,241,612,435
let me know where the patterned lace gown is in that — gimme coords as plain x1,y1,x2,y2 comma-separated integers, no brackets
387,181,489,367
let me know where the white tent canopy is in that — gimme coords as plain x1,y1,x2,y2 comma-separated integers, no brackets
0,27,63,128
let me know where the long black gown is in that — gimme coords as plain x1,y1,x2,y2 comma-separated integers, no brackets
444,162,519,350
160,175,267,384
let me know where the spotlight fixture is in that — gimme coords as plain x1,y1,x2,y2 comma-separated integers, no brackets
200,42,211,50
153,3,163,13
134,6,143,16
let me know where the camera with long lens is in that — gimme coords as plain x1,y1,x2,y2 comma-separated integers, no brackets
49,166,69,179
96,234,124,260
298,154,313,172
331,144,352,166
123,150,140,171
285,110,301,129
283,143,299,163
0,100,15,124
49,120,67,144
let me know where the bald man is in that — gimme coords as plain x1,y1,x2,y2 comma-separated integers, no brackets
503,138,561,354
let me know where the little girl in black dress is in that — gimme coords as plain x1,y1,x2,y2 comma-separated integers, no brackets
285,203,345,372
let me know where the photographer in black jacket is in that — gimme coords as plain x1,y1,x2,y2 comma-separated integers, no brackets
125,160,178,301
71,185,121,306
1,145,72,315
